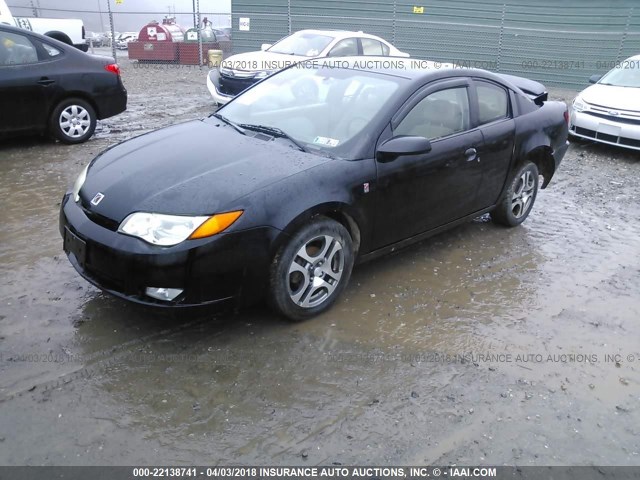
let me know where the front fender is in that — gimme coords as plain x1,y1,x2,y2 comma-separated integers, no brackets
246,158,377,257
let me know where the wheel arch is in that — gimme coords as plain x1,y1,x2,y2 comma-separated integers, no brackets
49,93,100,122
44,31,73,46
520,145,555,189
274,202,363,258
266,201,360,320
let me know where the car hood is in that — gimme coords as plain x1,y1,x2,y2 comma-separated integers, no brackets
80,120,329,223
581,84,640,112
222,50,308,72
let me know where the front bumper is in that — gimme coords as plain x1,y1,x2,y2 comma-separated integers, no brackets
206,69,257,105
59,193,280,308
206,70,233,105
569,109,640,151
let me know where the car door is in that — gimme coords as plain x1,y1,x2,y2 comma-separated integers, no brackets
373,79,485,248
472,79,516,208
0,29,57,133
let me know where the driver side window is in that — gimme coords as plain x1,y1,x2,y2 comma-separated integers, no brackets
394,87,470,140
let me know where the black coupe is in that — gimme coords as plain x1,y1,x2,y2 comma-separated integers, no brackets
0,24,127,144
60,58,569,320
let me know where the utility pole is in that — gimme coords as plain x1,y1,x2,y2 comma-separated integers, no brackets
196,0,202,66
107,0,116,60
98,0,105,32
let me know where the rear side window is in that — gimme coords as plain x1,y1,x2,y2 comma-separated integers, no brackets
41,43,62,57
0,31,38,65
476,81,509,124
362,38,388,56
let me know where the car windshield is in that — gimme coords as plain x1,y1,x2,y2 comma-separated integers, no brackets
268,32,335,56
215,64,404,158
599,60,640,87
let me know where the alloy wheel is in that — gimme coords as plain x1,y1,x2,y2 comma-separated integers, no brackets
287,234,344,308
511,170,536,218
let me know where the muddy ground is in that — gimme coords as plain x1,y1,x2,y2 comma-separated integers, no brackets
0,54,639,466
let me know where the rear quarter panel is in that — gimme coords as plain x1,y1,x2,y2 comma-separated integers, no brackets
51,55,125,119
513,100,568,176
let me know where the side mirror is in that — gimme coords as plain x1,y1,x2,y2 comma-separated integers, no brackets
261,43,272,51
376,136,432,162
588,74,602,84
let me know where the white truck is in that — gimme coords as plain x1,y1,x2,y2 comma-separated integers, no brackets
0,0,87,51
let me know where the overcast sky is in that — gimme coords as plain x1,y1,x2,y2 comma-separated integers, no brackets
8,0,231,32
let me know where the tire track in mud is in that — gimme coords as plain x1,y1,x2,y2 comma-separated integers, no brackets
0,313,227,402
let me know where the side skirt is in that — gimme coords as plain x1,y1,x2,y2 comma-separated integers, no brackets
356,205,495,265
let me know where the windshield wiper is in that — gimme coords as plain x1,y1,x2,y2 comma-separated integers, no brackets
212,113,246,135
239,124,308,152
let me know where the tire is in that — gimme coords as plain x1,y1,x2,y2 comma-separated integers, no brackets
50,98,97,144
45,33,72,46
269,217,354,321
491,161,539,227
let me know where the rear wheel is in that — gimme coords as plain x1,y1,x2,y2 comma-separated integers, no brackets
50,98,97,144
269,217,354,321
491,161,539,227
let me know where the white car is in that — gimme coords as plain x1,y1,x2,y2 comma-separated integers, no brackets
569,54,640,151
116,32,138,50
207,29,409,105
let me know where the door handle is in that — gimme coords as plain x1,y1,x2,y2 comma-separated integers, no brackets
465,147,479,162
37,77,55,86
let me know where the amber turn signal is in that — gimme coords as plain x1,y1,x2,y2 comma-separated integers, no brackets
189,210,243,239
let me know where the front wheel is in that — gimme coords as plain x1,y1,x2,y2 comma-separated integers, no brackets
50,98,97,144
491,161,539,227
269,217,354,321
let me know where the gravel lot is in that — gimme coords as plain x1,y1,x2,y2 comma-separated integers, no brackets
0,54,639,466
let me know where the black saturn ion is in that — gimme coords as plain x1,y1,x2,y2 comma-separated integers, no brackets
61,58,568,321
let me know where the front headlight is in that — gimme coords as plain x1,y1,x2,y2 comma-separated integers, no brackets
72,164,89,202
572,96,586,113
254,70,275,79
118,210,243,246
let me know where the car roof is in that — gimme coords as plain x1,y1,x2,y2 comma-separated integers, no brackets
293,29,391,42
296,56,525,90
